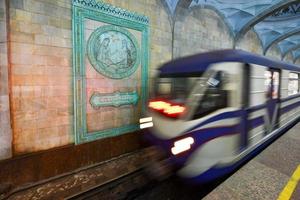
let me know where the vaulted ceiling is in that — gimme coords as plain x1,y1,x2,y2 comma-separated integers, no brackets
164,0,300,63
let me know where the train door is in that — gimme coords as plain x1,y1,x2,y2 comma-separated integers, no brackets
240,64,250,148
264,69,280,133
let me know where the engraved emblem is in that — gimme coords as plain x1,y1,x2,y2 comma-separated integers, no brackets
87,25,140,79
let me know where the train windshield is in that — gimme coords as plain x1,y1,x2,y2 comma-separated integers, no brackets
150,70,229,119
153,76,202,104
149,76,202,118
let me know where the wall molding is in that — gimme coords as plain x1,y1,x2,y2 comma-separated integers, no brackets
73,0,149,24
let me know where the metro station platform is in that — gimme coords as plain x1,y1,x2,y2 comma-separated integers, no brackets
204,122,300,200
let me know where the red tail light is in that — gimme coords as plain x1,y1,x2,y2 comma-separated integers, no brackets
148,100,185,118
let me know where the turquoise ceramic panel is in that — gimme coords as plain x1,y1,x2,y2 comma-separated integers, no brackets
72,0,149,144
87,25,141,79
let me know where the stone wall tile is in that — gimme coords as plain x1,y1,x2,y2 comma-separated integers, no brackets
0,0,5,9
10,0,24,10
0,95,9,112
283,52,293,64
34,34,51,46
11,31,35,43
23,0,48,15
236,30,263,54
17,21,42,34
0,110,10,126
0,21,7,42
15,9,32,22
266,44,281,60
11,42,35,54
0,0,12,159
0,66,9,95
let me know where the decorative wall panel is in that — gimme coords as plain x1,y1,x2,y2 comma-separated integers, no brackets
72,0,149,144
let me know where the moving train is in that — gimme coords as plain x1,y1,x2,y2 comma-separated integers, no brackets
140,49,300,183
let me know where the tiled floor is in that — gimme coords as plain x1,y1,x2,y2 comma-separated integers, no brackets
204,122,300,200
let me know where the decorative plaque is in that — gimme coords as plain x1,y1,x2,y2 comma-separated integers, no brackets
72,0,149,144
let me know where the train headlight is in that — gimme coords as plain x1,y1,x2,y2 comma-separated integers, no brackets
171,137,194,155
148,100,185,118
139,117,153,129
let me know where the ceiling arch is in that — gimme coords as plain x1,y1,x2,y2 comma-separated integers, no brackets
278,35,300,59
163,0,300,63
164,0,193,18
164,0,299,39
263,29,300,55
253,16,300,54
234,0,299,41
165,0,180,15
292,49,300,63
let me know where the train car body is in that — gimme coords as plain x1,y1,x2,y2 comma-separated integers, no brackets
140,49,300,183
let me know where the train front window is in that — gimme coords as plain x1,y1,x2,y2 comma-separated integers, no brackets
149,76,201,118
154,77,200,103
192,71,228,119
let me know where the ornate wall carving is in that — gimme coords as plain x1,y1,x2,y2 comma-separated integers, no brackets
72,0,149,144
87,25,140,79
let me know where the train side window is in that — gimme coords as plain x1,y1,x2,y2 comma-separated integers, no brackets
288,73,299,96
264,70,272,97
272,71,279,99
265,70,280,99
193,71,228,119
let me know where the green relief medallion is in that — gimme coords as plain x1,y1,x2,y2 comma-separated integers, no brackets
87,25,140,79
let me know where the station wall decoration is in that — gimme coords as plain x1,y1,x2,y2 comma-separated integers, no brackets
72,0,149,144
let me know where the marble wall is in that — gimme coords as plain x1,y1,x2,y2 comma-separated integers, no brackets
174,8,233,58
8,0,72,154
0,0,12,160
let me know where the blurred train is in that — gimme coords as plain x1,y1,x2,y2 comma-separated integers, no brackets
140,49,300,183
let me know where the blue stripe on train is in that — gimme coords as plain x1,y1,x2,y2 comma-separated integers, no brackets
144,125,240,167
182,115,300,184
246,104,266,113
171,125,240,166
281,100,300,114
245,95,300,130
185,110,243,133
280,93,300,103
248,116,264,130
